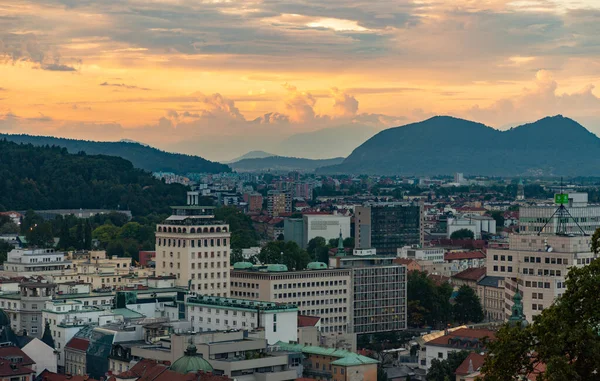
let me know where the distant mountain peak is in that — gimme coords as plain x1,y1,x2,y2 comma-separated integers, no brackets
224,150,274,164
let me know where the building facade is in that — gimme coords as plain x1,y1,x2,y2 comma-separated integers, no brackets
330,255,407,334
230,265,352,335
487,234,597,320
267,191,292,217
355,203,423,256
1,249,73,277
303,214,351,249
155,193,231,297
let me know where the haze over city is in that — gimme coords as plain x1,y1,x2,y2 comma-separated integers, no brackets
1,0,600,160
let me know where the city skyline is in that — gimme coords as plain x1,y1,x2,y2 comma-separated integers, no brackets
1,0,600,160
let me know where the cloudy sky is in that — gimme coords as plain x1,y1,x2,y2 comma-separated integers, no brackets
1,0,600,161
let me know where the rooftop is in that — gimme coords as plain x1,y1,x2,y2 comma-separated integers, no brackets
444,251,486,261
452,267,487,282
426,328,495,347
65,337,90,352
477,276,503,288
186,296,297,312
298,315,320,328
276,342,378,366
455,352,485,376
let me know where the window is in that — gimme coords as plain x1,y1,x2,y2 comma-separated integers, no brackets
508,256,513,261
438,352,443,359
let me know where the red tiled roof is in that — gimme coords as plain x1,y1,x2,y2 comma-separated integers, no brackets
114,359,231,381
40,370,98,381
427,274,450,286
65,337,90,352
455,352,485,376
393,258,418,266
445,251,486,261
298,315,320,327
0,346,34,365
426,328,495,347
452,267,487,282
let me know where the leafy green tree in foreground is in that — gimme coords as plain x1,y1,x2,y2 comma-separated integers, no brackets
481,255,600,380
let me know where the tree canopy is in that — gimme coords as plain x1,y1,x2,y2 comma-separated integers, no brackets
450,228,475,240
427,351,470,381
258,241,311,270
453,285,484,324
481,256,600,380
407,271,452,328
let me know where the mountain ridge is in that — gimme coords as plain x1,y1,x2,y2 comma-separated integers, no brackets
318,115,600,176
0,134,230,175
231,155,344,173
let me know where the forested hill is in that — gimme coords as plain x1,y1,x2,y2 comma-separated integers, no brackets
0,140,188,215
0,134,230,175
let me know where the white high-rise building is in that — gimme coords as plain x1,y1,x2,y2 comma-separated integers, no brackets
155,192,231,297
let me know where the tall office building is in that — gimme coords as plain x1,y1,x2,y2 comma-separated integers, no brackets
355,203,424,255
155,192,231,297
487,234,597,320
329,255,407,334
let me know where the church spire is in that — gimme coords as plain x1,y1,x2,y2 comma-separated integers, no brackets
508,282,528,327
336,230,345,256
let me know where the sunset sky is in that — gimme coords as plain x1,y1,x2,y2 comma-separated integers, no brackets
1,0,600,161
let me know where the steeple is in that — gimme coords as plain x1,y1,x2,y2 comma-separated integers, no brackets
508,283,528,327
336,230,345,257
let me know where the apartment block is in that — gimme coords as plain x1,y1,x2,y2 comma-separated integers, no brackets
155,192,231,297
230,264,352,335
267,191,291,217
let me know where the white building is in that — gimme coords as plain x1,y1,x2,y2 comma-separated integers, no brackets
303,214,351,249
447,215,496,239
1,249,73,276
184,295,298,344
21,338,58,375
398,246,445,263
520,193,600,235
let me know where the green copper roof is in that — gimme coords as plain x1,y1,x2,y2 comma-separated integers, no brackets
170,344,213,374
306,262,328,270
233,262,254,269
275,341,378,366
266,264,288,272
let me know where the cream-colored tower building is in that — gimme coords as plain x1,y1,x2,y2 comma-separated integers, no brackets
155,192,230,297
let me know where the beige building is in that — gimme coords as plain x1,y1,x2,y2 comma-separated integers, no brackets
155,193,231,297
230,263,352,335
476,276,505,321
487,234,597,320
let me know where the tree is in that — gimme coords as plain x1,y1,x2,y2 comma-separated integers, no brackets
481,255,600,380
489,211,505,228
343,237,355,248
0,221,18,234
41,321,55,348
307,237,329,263
84,220,93,250
426,351,469,381
407,271,452,328
25,221,55,248
453,285,484,324
92,224,120,246
450,229,475,240
258,241,311,270
377,366,388,381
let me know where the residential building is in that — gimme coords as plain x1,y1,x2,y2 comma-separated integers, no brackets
447,216,496,239
276,342,378,381
392,258,422,272
476,276,505,321
303,214,351,249
297,315,320,347
138,251,155,267
184,295,298,344
245,193,263,213
64,337,89,376
155,192,231,297
329,255,407,335
454,352,485,381
230,264,353,335
355,203,423,256
0,346,37,381
519,193,600,235
487,234,597,320
21,338,57,375
111,358,232,381
451,267,486,289
423,328,494,370
267,191,292,217
1,249,73,277
444,251,486,275
130,331,301,380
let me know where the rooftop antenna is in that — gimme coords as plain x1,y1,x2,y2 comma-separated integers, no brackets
537,177,587,236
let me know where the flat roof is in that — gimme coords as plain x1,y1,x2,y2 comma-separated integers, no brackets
186,295,297,312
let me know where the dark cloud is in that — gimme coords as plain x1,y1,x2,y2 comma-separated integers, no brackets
99,82,151,90
42,63,77,71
